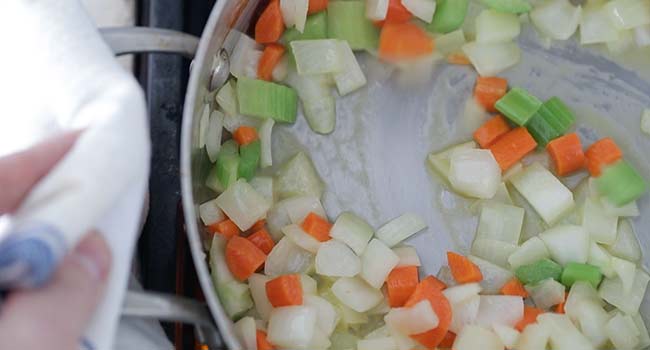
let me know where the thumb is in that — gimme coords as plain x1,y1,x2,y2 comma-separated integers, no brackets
0,232,111,350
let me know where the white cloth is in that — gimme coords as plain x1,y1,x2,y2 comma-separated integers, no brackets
0,1,150,349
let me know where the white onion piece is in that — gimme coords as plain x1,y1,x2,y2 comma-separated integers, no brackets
209,235,235,285
587,242,615,278
267,306,317,349
385,300,440,335
205,111,224,162
508,237,550,269
531,0,582,40
357,337,398,350
291,39,342,75
198,104,210,148
258,118,274,168
463,40,521,77
437,265,457,288
574,300,610,348
435,29,467,55
361,239,400,288
199,198,226,226
525,278,565,310
454,325,505,350
606,218,642,262
264,237,314,276
443,283,482,305
304,295,339,336
366,0,389,20
600,196,639,217
402,0,437,22
364,325,391,339
249,176,274,205
428,141,477,181
334,40,367,96
280,0,297,28
393,246,422,267
476,202,524,245
636,24,650,46
332,277,384,312
599,269,650,314
216,80,238,116
283,224,322,253
581,196,618,245
476,9,521,44
604,0,650,29
492,324,520,349
278,195,326,224
611,256,636,293
386,325,419,350
537,313,593,350
476,296,524,328
449,149,502,199
606,312,641,349
272,55,289,82
368,296,391,315
471,239,518,268
230,34,263,78
607,28,636,54
222,113,262,133
300,274,317,295
248,274,273,321
234,316,258,350
216,179,270,230
376,213,427,247
469,255,514,293
330,212,374,255
516,323,549,350
284,69,336,134
539,225,589,265
580,2,619,44
565,281,604,323
633,313,650,349
294,0,309,32
315,240,361,277
449,295,481,334
308,327,331,349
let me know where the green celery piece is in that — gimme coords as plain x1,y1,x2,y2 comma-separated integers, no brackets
495,87,543,126
220,140,239,156
480,0,532,13
526,113,562,147
515,258,563,285
282,11,328,43
428,0,469,34
237,77,298,123
596,160,648,207
206,140,240,192
560,262,602,289
327,1,379,50
526,97,576,146
216,154,240,190
238,140,261,181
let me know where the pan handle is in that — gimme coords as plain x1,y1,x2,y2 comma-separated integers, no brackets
99,27,199,58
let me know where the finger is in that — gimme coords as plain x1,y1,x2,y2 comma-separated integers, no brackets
0,232,111,350
0,130,81,214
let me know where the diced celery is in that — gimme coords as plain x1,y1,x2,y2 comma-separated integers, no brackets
599,269,650,314
475,9,521,44
471,239,518,267
214,140,240,190
283,11,328,43
515,259,563,285
238,140,261,181
237,77,298,123
604,0,650,30
606,219,642,262
216,179,271,230
291,39,343,75
525,278,565,309
476,202,524,245
596,160,648,207
427,141,477,182
496,87,543,126
428,0,469,33
462,41,521,77
510,163,575,225
526,97,576,146
329,212,374,255
327,1,380,50
375,213,427,247
581,196,618,245
560,262,602,288
530,0,582,40
480,0,532,13
508,237,550,269
526,114,562,147
284,69,336,134
333,40,367,96
275,152,325,199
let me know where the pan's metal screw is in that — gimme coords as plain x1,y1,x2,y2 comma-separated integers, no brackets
210,48,230,92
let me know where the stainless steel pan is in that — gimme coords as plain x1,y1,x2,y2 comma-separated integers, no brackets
103,1,650,349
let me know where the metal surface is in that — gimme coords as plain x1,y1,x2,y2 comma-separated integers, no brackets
123,290,214,326
100,27,198,58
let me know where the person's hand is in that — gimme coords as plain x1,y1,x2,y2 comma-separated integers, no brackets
0,132,112,349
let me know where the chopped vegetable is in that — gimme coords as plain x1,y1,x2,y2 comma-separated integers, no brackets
515,306,544,331
492,324,520,349
598,268,650,314
216,80,238,116
642,108,650,135
606,312,641,349
238,140,261,181
327,1,380,50
282,223,322,253
211,140,240,191
301,212,332,242
361,239,400,288
606,219,642,262
258,44,286,81
489,127,538,171
588,241,616,278
471,239,517,267
469,255,514,293
496,87,542,126
275,152,325,199
585,137,623,176
402,0,437,23
546,133,585,176
474,77,509,113
234,316,258,350
449,148,502,199
282,11,328,45
304,295,339,335
501,278,529,297
308,0,328,13
226,236,267,281
266,274,303,307
206,110,224,163
267,306,316,348
454,325,505,350
284,69,336,134
560,262,602,289
526,278,565,309
448,252,484,283
332,277,384,312
595,160,647,206
448,295,481,334
264,237,313,276
462,41,521,76
508,236,550,269
476,295,524,328
378,22,435,61
385,299,440,335
366,0,390,20
540,224,589,266
199,198,226,226
603,0,650,29
428,0,469,33
428,141,478,181
208,219,241,239
280,0,309,32
476,9,521,44
476,202,524,245
333,40,367,95
230,34,265,79
256,0,286,44
375,213,427,247
258,119,274,168
537,313,594,350
237,77,298,123
383,0,414,23
386,265,419,307
405,277,453,348
530,0,582,40
526,97,576,147
256,330,274,350
315,239,361,277
291,39,342,75
611,256,636,293
248,274,274,320
582,196,618,245
515,259,563,285
394,245,423,267
329,212,374,255
435,29,467,55
480,0,532,13
580,1,620,44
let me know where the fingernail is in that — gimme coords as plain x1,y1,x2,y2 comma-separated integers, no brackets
72,233,111,282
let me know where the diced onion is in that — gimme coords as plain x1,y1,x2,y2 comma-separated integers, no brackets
476,9,521,44
385,300,440,335
230,34,263,79
607,313,641,349
454,325,505,350
476,202,524,245
606,28,636,54
565,281,603,322
587,242,616,278
376,213,427,248
516,323,550,350
222,113,262,133
206,110,224,163
284,195,327,224
525,278,565,309
259,119,274,168
366,0,389,20
599,269,650,314
449,295,481,334
265,237,314,276
435,29,467,55
267,306,317,349
361,239,400,288
530,0,582,40
449,148,502,199
216,179,270,231
333,40,367,96
283,223,323,253
275,152,325,199
508,237,550,269
537,313,594,350
539,225,589,266
304,295,340,336
249,176,274,207
291,40,343,75
471,239,517,267
248,273,273,321
198,104,210,148
606,218,642,262
285,70,336,134
580,2,620,44
209,235,235,285
393,245,422,267
331,277,384,312
402,0,437,22
443,283,482,305
469,255,514,293
604,0,650,29
632,313,650,349
329,212,374,255
476,295,524,328
301,274,318,295
357,337,398,350
234,316,257,350
272,55,289,82
492,324,520,349
581,196,618,245
611,256,636,293
574,299,610,348
600,196,639,217
199,198,226,226
462,41,521,77
315,240,362,277
280,0,308,32
428,141,477,181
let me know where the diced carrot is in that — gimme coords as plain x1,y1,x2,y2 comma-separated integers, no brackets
585,137,623,177
208,219,240,240
447,252,483,284
233,126,259,146
307,0,328,14
379,22,434,62
250,219,267,233
256,330,275,350
247,229,276,255
426,275,448,291
473,115,512,148
301,212,332,242
546,133,586,176
474,76,508,112
500,278,529,298
386,266,420,307
438,331,456,348
554,292,568,314
489,127,538,171
405,277,452,348
515,306,544,331
258,44,285,81
255,0,285,44
265,274,303,307
225,236,267,281
446,52,471,65
385,0,413,23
